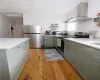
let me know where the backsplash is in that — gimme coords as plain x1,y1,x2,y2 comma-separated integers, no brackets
77,20,100,37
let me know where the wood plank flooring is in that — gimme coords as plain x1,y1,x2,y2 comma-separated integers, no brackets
18,49,83,80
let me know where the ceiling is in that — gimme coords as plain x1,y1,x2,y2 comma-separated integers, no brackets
0,0,83,15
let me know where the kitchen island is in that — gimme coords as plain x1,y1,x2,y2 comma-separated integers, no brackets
64,38,100,80
0,38,30,80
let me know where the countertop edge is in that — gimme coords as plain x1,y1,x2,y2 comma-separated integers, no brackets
64,38,100,50
7,38,30,50
0,38,30,50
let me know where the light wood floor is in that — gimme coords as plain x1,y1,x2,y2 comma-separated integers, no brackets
18,49,83,80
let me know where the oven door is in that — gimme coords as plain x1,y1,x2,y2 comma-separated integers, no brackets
57,37,64,53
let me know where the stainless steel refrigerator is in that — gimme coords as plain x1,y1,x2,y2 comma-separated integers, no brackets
23,25,41,48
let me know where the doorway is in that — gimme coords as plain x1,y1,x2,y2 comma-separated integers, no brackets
10,18,23,38
2,12,23,38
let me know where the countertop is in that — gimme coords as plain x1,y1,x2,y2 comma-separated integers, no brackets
44,35,75,38
64,38,100,50
44,35,61,37
0,38,29,50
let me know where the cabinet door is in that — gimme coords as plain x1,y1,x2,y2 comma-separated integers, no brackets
78,50,92,80
55,37,57,48
64,40,100,80
76,44,100,80
0,50,11,80
88,48,100,80
54,36,56,47
44,36,56,48
79,51,100,80
6,40,29,80
70,48,81,72
64,40,72,62
65,40,81,70
64,40,80,71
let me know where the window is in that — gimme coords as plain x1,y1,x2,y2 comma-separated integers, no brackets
67,23,76,31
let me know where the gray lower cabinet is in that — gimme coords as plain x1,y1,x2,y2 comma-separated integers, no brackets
64,40,100,80
44,36,56,48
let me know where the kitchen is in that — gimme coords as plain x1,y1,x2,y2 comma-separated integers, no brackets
0,0,100,80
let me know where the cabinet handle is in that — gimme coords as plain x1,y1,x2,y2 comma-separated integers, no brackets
18,47,20,48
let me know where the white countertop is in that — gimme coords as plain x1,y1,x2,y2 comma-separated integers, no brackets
0,38,29,50
44,35,74,38
44,35,61,37
64,38,100,50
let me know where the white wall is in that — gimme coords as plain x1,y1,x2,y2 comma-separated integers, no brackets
0,15,23,38
22,0,85,33
77,20,100,37
23,13,67,45
88,0,100,18
13,19,23,26
23,13,67,33
0,14,11,38
77,0,100,37
9,18,23,26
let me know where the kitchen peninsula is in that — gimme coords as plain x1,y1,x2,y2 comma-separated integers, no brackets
64,38,100,80
0,38,29,80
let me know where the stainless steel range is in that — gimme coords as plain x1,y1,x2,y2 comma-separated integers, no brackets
56,32,89,56
56,36,68,57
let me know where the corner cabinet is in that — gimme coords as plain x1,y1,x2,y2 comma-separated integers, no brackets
64,39,100,80
44,36,56,48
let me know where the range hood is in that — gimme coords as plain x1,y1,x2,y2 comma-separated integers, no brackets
64,2,93,23
64,16,93,23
